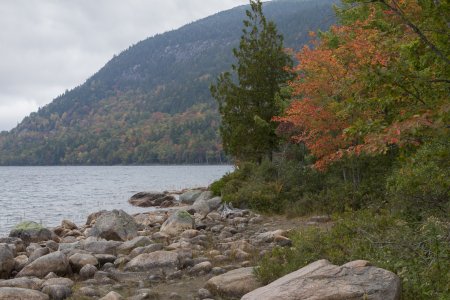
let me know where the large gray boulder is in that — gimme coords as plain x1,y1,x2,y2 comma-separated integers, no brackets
205,267,262,298
0,287,49,299
124,250,179,275
69,253,99,271
179,190,203,204
0,243,15,279
160,210,194,236
81,238,122,255
241,260,401,300
128,192,175,207
0,277,43,290
16,251,71,278
87,210,138,241
9,221,53,245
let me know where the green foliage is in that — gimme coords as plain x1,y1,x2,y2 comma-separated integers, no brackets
256,210,450,299
211,0,294,163
387,136,450,221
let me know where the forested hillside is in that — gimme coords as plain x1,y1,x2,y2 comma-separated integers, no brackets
0,0,335,165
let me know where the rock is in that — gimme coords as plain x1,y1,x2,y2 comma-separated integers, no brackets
42,277,74,288
100,291,123,300
86,210,107,226
251,229,287,244
77,286,99,297
205,267,262,298
117,236,152,254
179,190,203,204
44,272,58,280
94,254,117,265
128,192,175,207
82,238,122,255
28,247,50,264
45,241,59,252
9,221,53,245
41,284,72,300
124,250,179,275
198,288,212,299
61,220,77,230
58,242,80,252
189,261,212,275
17,251,71,278
207,197,222,211
0,277,43,290
0,237,25,253
79,264,97,279
308,215,331,223
87,210,138,241
191,198,210,215
129,244,164,259
160,210,195,236
69,253,98,271
0,287,49,299
180,229,200,239
241,260,401,300
14,255,29,271
0,243,15,279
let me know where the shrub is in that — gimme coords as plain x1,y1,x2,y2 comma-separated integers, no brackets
256,210,450,299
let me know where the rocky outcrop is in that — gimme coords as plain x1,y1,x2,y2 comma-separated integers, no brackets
87,210,138,241
241,260,401,300
128,192,175,207
16,251,71,278
0,243,15,279
9,221,53,245
205,267,262,298
160,210,194,236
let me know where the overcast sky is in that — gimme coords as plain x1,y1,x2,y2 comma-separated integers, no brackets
0,0,253,131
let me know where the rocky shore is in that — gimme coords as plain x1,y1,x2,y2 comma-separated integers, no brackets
0,190,401,300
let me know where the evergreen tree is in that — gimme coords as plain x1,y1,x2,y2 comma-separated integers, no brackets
211,0,293,163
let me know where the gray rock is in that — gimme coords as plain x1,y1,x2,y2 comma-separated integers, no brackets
196,191,213,202
117,236,152,254
42,277,74,288
41,284,72,300
179,190,203,204
28,247,50,264
241,260,401,300
69,253,98,271
0,287,49,300
160,210,194,236
205,267,262,298
191,198,210,215
198,288,212,299
82,238,122,255
16,251,71,278
124,250,179,275
61,219,77,230
94,254,117,265
9,221,53,245
0,237,25,253
85,210,107,226
14,255,29,272
45,241,59,252
87,210,138,241
79,264,97,280
0,243,15,279
58,242,80,252
129,243,164,259
189,261,212,275
100,291,123,300
77,286,99,297
128,192,175,207
0,277,43,290
207,196,222,211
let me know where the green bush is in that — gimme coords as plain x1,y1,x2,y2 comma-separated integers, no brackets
256,210,450,299
387,137,450,220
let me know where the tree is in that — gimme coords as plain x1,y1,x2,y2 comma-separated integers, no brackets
210,0,293,163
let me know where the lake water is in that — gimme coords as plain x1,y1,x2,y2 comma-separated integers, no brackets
0,165,233,237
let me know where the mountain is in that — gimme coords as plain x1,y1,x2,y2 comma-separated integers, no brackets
0,0,336,165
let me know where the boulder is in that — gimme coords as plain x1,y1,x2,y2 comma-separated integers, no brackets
28,247,50,264
61,219,78,230
14,255,29,272
16,251,71,278
9,221,53,245
179,190,203,204
0,277,43,290
128,192,175,207
160,210,194,236
241,260,401,300
207,196,222,211
0,287,49,300
41,277,74,288
205,267,261,298
79,264,97,279
0,237,25,253
124,250,179,274
191,198,210,215
87,210,138,241
117,236,153,254
41,285,72,300
100,291,124,300
81,238,122,255
69,253,98,271
86,210,107,226
0,243,15,279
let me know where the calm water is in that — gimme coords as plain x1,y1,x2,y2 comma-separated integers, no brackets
0,165,233,236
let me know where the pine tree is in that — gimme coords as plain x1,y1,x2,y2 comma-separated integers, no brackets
210,0,293,163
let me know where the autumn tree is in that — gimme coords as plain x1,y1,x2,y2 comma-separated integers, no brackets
211,0,293,163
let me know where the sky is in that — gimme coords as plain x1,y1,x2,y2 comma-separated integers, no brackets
0,0,252,132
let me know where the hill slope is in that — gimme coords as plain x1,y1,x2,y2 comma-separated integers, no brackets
0,0,336,165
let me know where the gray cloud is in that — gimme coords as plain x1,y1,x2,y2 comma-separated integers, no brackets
0,0,250,131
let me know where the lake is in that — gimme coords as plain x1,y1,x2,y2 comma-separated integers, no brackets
0,165,233,236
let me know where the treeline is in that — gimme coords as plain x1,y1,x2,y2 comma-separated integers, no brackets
211,1,449,298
